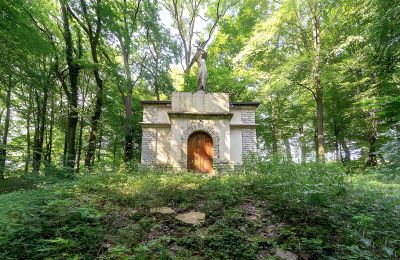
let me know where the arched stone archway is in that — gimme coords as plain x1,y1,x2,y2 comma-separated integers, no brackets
181,122,219,168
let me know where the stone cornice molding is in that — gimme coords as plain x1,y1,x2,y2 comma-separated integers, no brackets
168,112,233,120
140,122,171,128
230,124,258,129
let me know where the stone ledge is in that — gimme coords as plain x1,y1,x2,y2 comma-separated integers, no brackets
230,124,258,129
168,112,233,120
140,122,171,128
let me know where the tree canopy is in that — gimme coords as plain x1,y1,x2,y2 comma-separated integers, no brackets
0,0,399,177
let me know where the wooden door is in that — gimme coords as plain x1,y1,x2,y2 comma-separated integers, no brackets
187,132,213,173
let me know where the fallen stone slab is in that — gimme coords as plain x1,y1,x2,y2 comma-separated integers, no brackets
150,206,175,214
175,211,205,225
275,248,298,260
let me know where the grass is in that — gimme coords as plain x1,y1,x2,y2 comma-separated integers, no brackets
0,161,399,259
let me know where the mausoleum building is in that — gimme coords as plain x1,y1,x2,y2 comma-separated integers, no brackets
140,91,259,173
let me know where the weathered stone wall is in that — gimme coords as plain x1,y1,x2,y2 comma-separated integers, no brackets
241,109,256,124
141,128,157,164
172,92,229,112
143,105,171,123
242,129,257,158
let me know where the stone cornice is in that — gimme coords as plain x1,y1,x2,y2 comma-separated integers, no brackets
230,124,258,129
168,112,233,120
140,122,171,128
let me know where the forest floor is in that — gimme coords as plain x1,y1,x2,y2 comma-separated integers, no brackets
0,162,399,259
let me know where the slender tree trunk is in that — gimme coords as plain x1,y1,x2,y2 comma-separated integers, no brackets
124,95,134,161
312,14,325,162
96,126,103,162
0,79,12,179
154,78,160,101
32,80,49,174
82,0,104,169
271,99,278,155
113,137,117,166
366,108,378,166
314,128,319,161
63,131,68,166
61,3,81,170
25,113,31,173
84,72,103,168
76,95,86,172
24,92,32,173
117,36,135,162
299,125,307,163
45,96,55,164
334,125,340,161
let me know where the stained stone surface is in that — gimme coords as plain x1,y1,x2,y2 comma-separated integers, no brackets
150,206,175,214
175,211,205,225
275,248,298,260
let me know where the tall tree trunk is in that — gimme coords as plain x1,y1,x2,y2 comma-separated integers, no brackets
334,125,340,161
32,82,49,174
116,34,135,162
154,78,160,101
24,92,32,173
96,126,103,162
312,14,325,162
314,128,319,161
76,115,84,171
0,78,12,179
25,112,31,173
45,96,55,164
61,2,80,170
271,99,278,155
366,108,378,166
84,70,103,168
113,136,117,166
63,131,68,166
76,92,86,172
124,94,134,161
299,125,307,164
79,0,104,169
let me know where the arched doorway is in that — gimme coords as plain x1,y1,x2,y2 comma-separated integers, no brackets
187,132,213,173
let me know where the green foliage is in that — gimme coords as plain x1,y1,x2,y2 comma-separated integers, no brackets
1,163,399,258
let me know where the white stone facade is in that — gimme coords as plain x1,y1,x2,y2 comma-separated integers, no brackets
140,92,258,171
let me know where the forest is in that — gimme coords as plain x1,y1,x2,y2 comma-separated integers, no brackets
0,0,399,259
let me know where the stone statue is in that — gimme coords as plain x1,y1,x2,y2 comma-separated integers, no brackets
196,47,207,92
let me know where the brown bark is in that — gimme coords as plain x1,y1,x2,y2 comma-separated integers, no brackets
0,77,12,179
61,2,80,170
45,96,55,164
76,85,87,172
116,34,136,162
32,77,49,174
96,126,103,162
24,92,32,173
271,99,278,155
299,125,307,163
365,108,378,166
69,0,104,169
24,112,31,173
312,14,325,162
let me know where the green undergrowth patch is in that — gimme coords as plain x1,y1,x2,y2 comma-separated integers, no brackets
0,162,399,259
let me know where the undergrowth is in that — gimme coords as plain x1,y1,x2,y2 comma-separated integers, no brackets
0,161,399,259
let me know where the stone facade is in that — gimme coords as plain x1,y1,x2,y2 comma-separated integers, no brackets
140,92,259,172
